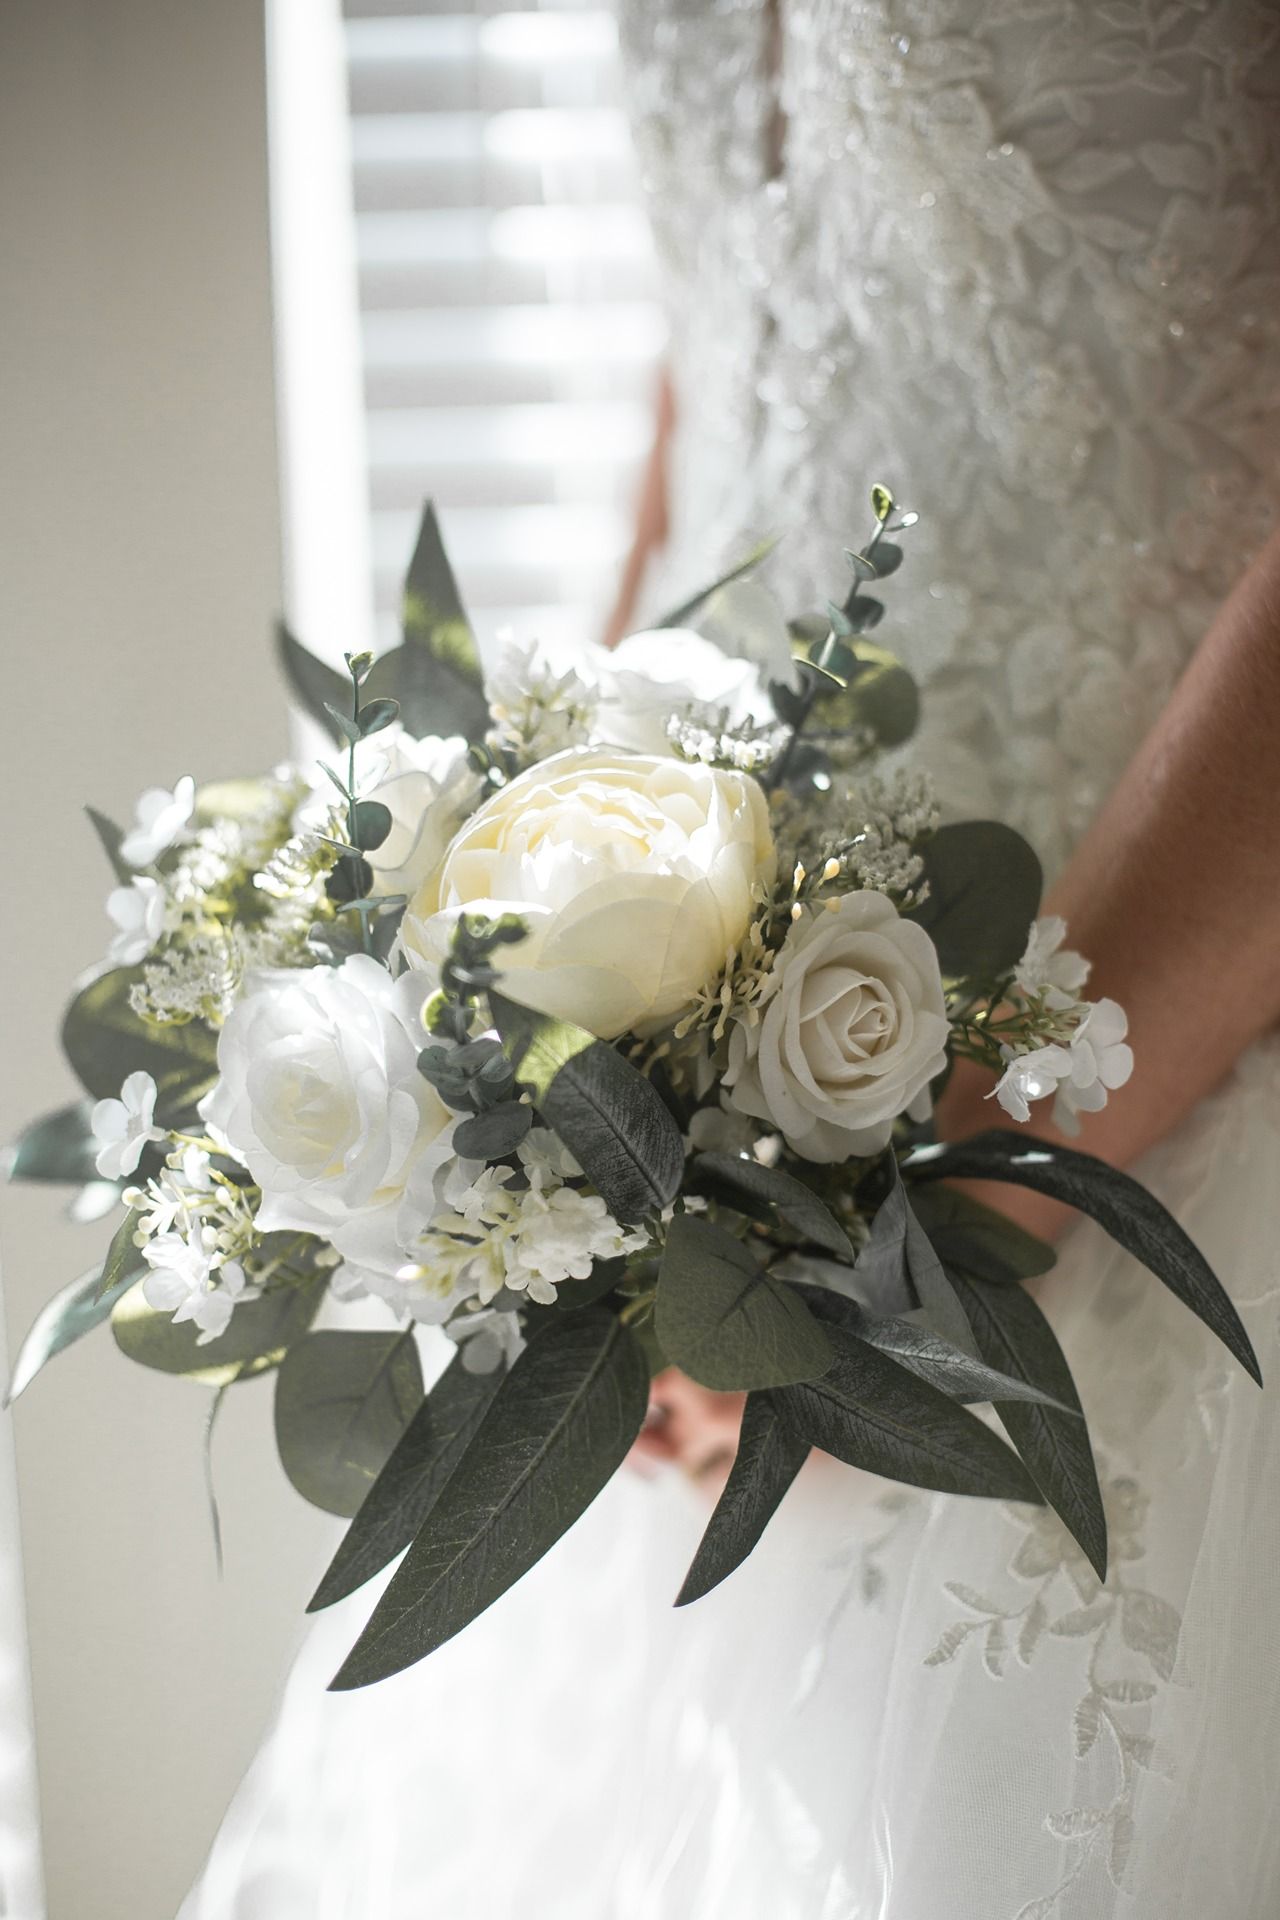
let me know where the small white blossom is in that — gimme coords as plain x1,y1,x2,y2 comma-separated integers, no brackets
120,776,196,867
444,1306,526,1374
991,1044,1074,1124
502,1186,645,1305
1014,915,1090,1009
105,876,167,966
143,1244,255,1343
1053,998,1134,1134
127,1142,260,1342
91,1071,164,1179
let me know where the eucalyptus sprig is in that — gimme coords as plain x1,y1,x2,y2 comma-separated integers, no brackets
318,650,404,956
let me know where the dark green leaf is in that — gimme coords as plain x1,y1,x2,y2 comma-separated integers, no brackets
848,1170,976,1350
805,638,919,749
358,696,400,737
901,1183,981,1356
351,800,393,852
655,1214,833,1392
322,702,360,745
775,1333,1044,1503
330,1309,649,1687
947,1266,1107,1581
550,1256,627,1313
907,1183,1056,1284
274,621,353,737
796,1285,1073,1412
675,1392,809,1605
111,1275,322,1386
310,1353,504,1610
95,1204,147,1300
61,967,219,1122
906,1132,1261,1384
692,1153,854,1260
376,502,489,741
910,821,1043,978
86,807,133,885
275,1331,424,1518
4,1102,100,1185
492,993,683,1221
653,532,781,629
6,1216,145,1404
452,1101,532,1160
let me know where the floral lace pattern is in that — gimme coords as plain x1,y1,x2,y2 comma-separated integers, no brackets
619,0,1280,877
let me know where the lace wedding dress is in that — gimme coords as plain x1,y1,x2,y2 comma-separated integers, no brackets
186,6,1280,1915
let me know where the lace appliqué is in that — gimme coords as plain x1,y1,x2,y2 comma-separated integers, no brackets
926,1473,1179,1914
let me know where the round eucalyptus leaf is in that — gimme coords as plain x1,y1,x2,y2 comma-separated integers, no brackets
4,1102,99,1185
61,967,219,1122
910,821,1043,978
111,1276,322,1387
810,641,920,749
275,1330,424,1518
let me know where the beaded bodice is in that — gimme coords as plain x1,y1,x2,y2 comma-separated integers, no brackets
617,0,1280,874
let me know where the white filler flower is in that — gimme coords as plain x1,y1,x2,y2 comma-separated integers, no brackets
202,955,455,1267
1053,997,1134,1132
105,875,167,966
404,747,777,1039
120,776,196,867
92,1070,165,1178
725,891,949,1163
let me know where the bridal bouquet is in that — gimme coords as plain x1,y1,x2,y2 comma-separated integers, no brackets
6,491,1257,1689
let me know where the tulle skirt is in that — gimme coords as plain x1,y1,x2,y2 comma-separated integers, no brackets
184,1034,1280,1920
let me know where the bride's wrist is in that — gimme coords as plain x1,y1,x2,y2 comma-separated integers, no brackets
931,1057,1074,1247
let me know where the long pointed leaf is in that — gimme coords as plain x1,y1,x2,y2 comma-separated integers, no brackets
946,1267,1108,1583
676,1392,809,1605
654,533,780,629
330,1310,648,1688
85,807,133,886
274,621,352,739
309,1354,503,1611
386,502,489,740
906,1132,1260,1384
796,1285,1073,1413
691,1152,854,1260
492,993,683,1221
6,1221,144,1405
4,1102,100,1186
775,1334,1044,1504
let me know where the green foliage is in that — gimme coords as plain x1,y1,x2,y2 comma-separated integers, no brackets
675,1393,810,1605
798,636,920,749
655,1214,833,1392
796,1283,1072,1412
492,992,684,1222
111,1274,322,1387
907,1183,1056,1284
652,533,780,631
85,806,132,885
4,1102,100,1185
772,1331,1044,1503
946,1267,1108,1582
451,1101,533,1160
393,502,489,741
61,967,218,1122
690,1152,854,1261
907,1132,1261,1384
330,1309,649,1688
910,821,1043,978
274,1331,424,1518
309,1354,504,1611
6,1213,146,1405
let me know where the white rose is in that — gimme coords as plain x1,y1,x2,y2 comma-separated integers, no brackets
403,747,776,1039
598,630,772,754
724,891,948,1163
201,955,454,1264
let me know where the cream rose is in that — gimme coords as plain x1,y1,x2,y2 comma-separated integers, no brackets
724,891,948,1162
202,955,454,1265
403,748,776,1039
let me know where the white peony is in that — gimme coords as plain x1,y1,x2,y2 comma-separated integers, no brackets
724,891,949,1163
201,955,454,1269
120,776,195,867
403,747,777,1039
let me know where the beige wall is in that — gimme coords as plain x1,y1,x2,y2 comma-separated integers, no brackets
0,3,336,1914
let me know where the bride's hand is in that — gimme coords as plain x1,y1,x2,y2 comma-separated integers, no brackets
629,1367,744,1495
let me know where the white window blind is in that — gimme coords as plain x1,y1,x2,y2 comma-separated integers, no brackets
342,0,665,656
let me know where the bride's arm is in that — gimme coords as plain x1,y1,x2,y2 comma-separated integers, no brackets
601,370,674,648
936,520,1280,1239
